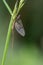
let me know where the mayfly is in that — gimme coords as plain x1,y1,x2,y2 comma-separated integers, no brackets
12,15,25,48
12,15,25,37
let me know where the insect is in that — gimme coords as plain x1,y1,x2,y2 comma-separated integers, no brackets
12,15,25,48
12,15,25,37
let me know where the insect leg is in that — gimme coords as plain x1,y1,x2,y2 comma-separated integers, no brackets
12,21,15,48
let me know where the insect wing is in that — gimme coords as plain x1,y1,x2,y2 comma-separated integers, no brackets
15,19,25,37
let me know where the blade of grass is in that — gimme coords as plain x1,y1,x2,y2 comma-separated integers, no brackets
3,0,13,16
1,0,25,65
13,0,25,19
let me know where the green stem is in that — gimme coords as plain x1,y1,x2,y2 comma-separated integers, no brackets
1,0,25,65
1,10,17,65
3,0,12,16
1,16,13,65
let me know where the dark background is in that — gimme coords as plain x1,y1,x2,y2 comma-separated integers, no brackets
0,0,43,65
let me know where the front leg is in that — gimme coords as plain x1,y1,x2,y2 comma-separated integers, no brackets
12,20,15,48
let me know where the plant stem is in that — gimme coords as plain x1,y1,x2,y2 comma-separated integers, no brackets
1,0,25,65
3,0,12,16
1,15,16,65
1,9,18,64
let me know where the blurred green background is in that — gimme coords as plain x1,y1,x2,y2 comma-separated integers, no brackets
0,0,43,65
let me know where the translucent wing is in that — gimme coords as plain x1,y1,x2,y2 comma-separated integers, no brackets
15,19,25,37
